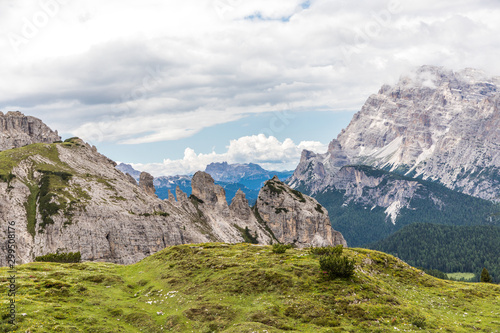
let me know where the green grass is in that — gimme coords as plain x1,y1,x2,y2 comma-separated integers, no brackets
447,272,476,281
1,244,499,332
0,142,103,234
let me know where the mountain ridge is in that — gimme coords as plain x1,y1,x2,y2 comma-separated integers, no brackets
290,65,500,202
0,118,344,266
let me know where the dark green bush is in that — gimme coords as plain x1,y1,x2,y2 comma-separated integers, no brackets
266,183,283,195
315,203,324,213
35,251,81,263
289,188,306,202
310,245,343,256
189,194,204,204
319,254,355,279
240,226,258,244
272,244,292,254
275,207,289,214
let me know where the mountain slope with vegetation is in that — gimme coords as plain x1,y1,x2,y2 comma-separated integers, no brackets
299,165,500,247
369,223,500,283
1,243,499,332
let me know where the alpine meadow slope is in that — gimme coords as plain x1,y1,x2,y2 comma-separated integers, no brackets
1,243,500,332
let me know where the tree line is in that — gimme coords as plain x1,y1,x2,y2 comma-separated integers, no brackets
368,223,500,283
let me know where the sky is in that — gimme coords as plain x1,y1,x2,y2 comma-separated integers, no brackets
1,0,500,175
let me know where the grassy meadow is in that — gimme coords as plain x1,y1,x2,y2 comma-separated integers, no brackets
1,243,499,332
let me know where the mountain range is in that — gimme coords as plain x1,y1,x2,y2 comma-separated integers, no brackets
116,162,294,205
289,65,500,247
0,113,343,266
3,65,500,279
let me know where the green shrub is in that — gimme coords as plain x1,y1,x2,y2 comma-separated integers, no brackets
310,245,343,256
290,188,306,202
410,314,426,328
319,254,355,279
239,226,258,244
272,244,292,254
275,207,289,214
189,194,204,203
315,203,324,213
266,183,283,195
35,251,81,263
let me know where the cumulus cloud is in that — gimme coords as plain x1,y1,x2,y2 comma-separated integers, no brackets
1,0,500,145
130,134,327,176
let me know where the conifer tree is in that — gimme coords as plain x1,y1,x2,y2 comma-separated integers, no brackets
480,268,492,283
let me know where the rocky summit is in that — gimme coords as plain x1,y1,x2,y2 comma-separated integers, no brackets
0,117,344,266
290,66,500,202
0,111,61,151
256,176,346,248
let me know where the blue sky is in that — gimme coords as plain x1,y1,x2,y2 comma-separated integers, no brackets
1,0,500,175
81,110,356,165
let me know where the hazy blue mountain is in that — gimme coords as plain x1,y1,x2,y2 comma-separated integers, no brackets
205,162,294,189
116,162,293,205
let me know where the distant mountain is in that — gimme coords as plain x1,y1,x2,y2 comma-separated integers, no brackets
116,163,141,181
290,66,500,202
303,165,500,246
205,162,294,190
289,66,500,246
116,162,293,205
369,223,500,283
153,175,192,200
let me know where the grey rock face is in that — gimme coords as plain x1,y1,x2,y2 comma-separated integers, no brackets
0,111,61,151
256,176,347,248
125,173,137,185
290,66,500,202
139,172,156,197
191,171,227,207
332,166,422,224
229,189,253,219
0,117,346,266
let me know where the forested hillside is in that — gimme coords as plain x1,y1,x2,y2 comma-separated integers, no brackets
307,165,500,247
369,223,500,283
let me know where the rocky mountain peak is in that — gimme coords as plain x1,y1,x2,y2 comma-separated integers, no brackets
175,186,188,202
229,189,252,219
256,176,346,247
0,111,61,151
191,171,227,207
139,172,156,197
291,66,500,202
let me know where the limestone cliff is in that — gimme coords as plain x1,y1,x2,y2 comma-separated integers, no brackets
0,134,343,265
0,111,61,151
290,66,500,202
256,176,346,248
139,171,156,197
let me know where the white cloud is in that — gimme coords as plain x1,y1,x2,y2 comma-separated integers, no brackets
130,134,327,176
1,0,500,145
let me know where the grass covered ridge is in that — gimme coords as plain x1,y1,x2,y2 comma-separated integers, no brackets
1,244,499,332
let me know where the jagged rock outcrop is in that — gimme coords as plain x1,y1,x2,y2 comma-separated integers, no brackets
256,176,346,247
191,171,227,208
125,173,137,185
0,117,347,266
0,139,210,266
290,66,500,202
229,189,253,219
139,171,156,197
0,111,61,151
